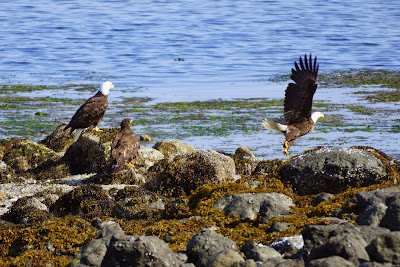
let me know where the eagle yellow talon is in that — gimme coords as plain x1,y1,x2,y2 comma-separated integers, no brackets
281,141,289,149
93,126,103,132
281,148,290,157
127,163,135,169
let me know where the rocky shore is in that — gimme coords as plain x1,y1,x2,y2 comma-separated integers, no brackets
0,124,399,266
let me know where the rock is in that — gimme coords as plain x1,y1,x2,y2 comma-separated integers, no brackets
356,226,391,244
380,198,400,231
366,231,400,264
63,135,107,174
355,188,400,210
282,147,387,195
139,134,152,142
240,240,282,262
214,193,293,221
70,220,126,267
269,235,304,254
51,184,115,219
1,196,53,224
312,193,335,207
147,149,235,197
307,256,355,267
131,147,164,173
257,258,303,267
153,140,196,160
233,146,260,176
206,249,245,267
252,159,284,177
40,123,74,152
187,229,238,267
102,235,192,267
268,222,291,233
357,203,388,227
301,223,380,263
111,186,167,220
232,259,257,267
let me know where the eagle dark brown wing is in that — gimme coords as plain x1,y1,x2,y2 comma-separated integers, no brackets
110,120,140,173
65,91,108,133
284,55,319,124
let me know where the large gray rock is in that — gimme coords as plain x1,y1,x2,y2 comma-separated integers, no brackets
240,241,282,262
214,193,293,221
102,235,192,267
282,147,387,195
380,198,400,231
366,231,400,264
187,229,238,267
302,223,372,262
70,221,126,267
307,256,355,267
205,249,245,267
147,149,236,197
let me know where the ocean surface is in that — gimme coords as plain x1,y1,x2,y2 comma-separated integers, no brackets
0,0,399,159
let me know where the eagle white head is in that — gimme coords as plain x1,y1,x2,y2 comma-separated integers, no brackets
311,111,325,123
99,81,114,95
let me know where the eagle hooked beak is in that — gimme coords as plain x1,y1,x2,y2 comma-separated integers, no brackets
111,84,115,89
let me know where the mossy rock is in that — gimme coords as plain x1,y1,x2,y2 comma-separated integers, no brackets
232,146,261,176
1,197,53,225
153,140,196,160
146,149,236,197
51,184,115,219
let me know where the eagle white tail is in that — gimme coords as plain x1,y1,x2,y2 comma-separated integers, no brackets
262,118,288,132
73,129,84,142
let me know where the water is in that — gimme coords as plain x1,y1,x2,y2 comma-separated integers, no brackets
0,0,399,159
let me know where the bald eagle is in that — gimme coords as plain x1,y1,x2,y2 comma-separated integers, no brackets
109,118,140,173
262,55,324,157
65,81,114,142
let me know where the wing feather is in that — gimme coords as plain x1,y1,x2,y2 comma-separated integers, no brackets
284,54,319,124
110,129,140,173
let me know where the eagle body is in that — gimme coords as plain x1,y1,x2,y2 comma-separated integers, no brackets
65,81,114,142
262,55,324,157
109,118,140,173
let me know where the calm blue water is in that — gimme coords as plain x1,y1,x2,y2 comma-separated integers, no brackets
1,0,400,101
0,0,400,160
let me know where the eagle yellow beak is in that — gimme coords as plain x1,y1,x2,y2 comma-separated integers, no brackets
111,84,115,89
321,113,325,118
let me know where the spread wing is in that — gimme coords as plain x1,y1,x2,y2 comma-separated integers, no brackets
110,130,140,173
284,55,319,124
66,92,108,131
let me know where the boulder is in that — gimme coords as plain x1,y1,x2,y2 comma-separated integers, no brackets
233,146,261,176
206,249,245,267
146,149,235,197
240,240,282,262
282,147,387,195
269,235,304,254
102,235,192,267
307,256,355,267
187,229,238,267
366,231,400,264
214,192,293,221
153,140,196,160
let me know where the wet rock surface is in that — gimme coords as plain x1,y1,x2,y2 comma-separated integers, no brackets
282,147,388,195
0,125,399,266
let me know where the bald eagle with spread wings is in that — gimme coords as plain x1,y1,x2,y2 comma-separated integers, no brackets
262,55,324,157
109,118,140,173
65,81,114,142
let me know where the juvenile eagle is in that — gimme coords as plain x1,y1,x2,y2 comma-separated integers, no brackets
262,55,324,157
65,81,114,142
109,118,140,173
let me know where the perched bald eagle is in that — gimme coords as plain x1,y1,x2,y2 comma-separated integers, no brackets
262,55,324,157
65,81,114,142
109,118,140,173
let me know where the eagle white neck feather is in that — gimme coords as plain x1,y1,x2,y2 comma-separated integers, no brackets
99,81,114,96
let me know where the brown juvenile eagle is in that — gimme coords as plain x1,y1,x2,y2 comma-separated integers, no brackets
109,118,140,173
262,55,324,157
65,81,114,142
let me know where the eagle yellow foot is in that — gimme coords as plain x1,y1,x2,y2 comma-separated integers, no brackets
127,163,135,169
281,141,289,149
281,148,290,157
92,126,103,133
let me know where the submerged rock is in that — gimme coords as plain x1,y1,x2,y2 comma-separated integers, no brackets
282,147,388,195
214,192,293,222
146,149,235,197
